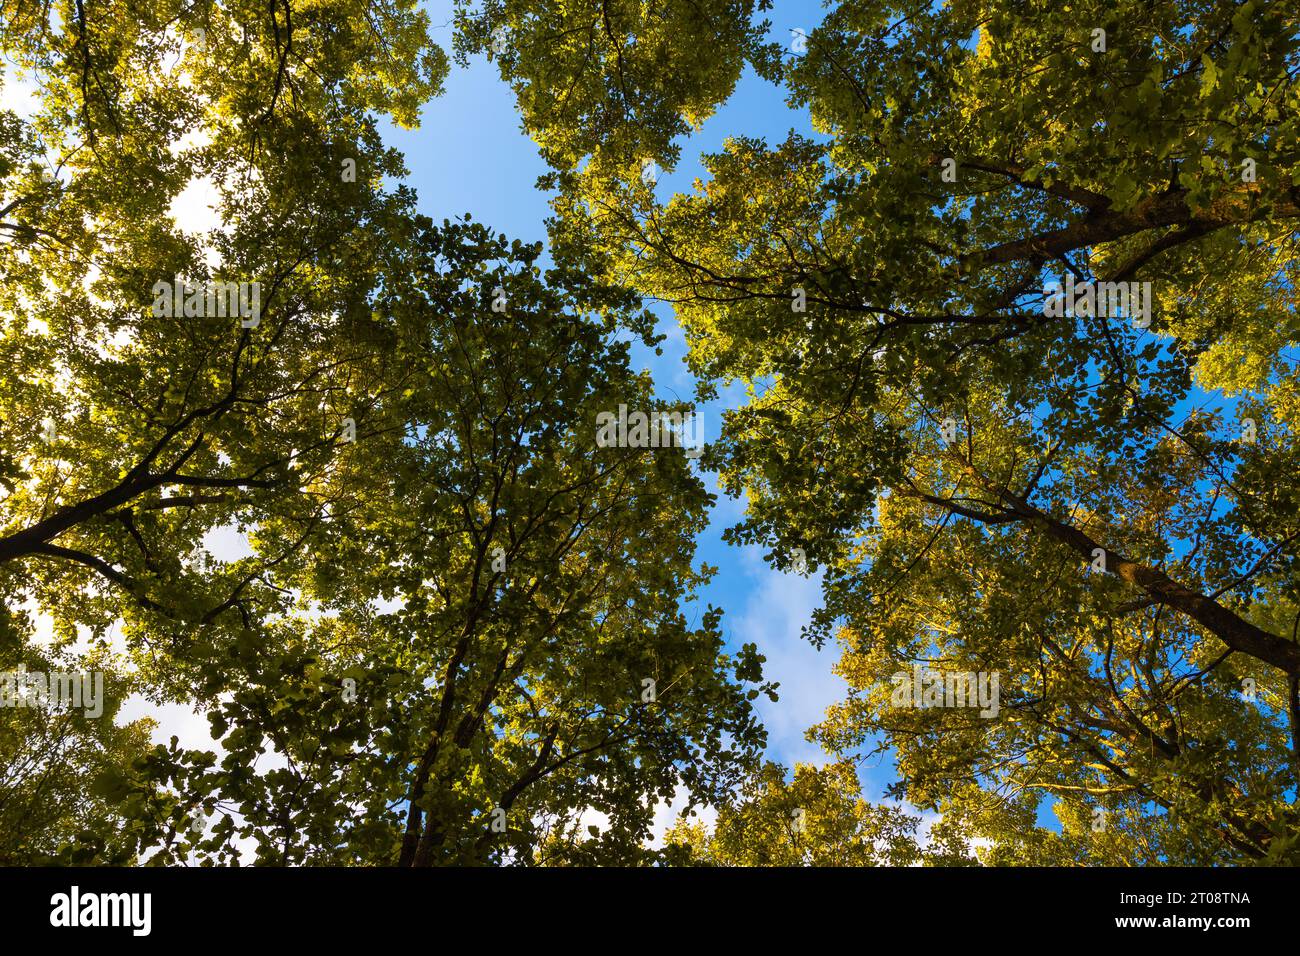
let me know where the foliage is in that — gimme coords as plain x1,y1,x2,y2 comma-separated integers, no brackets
480,0,1300,863
1,0,770,865
8,0,1300,867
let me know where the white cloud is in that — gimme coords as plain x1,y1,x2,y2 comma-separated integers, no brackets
169,124,214,156
116,695,219,750
0,66,40,119
731,546,845,768
202,522,255,562
372,595,405,615
647,785,718,849
904,806,985,861
167,175,224,268
573,806,611,838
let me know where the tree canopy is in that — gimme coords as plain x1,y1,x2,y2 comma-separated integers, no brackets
1,0,771,865
470,0,1300,864
4,0,1300,866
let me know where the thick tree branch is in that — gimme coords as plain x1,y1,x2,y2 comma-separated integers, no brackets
959,462,1300,674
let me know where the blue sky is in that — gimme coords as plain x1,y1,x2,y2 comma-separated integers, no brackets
0,0,1065,837
377,0,866,781
0,0,882,843
380,4,1073,837
9,0,1267,851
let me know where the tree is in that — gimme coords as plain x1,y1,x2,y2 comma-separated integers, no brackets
0,0,443,859
663,761,926,866
1,0,446,644
3,1,779,867
0,602,152,864
107,220,775,865
474,0,1300,863
453,0,781,177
